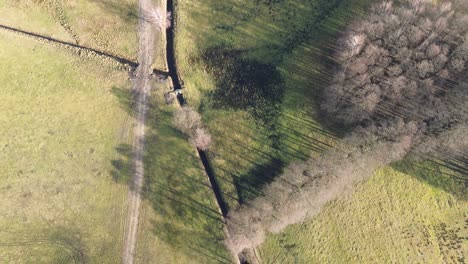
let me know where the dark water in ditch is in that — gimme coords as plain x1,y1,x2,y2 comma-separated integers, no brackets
166,0,229,217
166,0,182,94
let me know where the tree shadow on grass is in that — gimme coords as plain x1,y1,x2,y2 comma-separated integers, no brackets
235,157,285,204
110,143,132,185
393,155,468,200
201,47,285,130
111,86,135,115
149,217,231,263
193,1,375,207
141,108,232,262
108,67,232,261
108,86,134,188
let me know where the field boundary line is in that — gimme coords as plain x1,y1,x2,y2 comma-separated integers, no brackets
0,24,136,70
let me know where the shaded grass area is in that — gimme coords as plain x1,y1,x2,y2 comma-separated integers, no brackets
0,31,130,262
259,167,468,263
0,0,137,59
175,0,368,209
128,83,232,264
394,157,468,201
201,47,285,128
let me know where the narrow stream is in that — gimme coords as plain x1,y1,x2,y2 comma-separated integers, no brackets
166,0,180,90
165,2,253,263
165,0,229,218
198,150,229,216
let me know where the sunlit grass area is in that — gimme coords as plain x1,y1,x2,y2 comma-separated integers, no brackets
0,0,72,41
0,0,137,59
0,32,131,262
260,166,468,263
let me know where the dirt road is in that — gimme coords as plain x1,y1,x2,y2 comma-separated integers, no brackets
122,0,155,263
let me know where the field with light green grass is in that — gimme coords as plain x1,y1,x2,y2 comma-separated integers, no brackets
0,2,142,261
0,31,131,263
0,0,138,59
174,0,468,262
260,166,468,263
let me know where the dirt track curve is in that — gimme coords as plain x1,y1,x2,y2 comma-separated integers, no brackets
122,0,155,263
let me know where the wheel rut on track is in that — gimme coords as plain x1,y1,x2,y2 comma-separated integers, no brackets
121,0,155,263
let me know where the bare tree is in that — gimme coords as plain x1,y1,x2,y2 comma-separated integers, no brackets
173,107,212,150
173,107,202,134
345,34,366,60
323,0,467,126
192,128,212,150
146,7,172,29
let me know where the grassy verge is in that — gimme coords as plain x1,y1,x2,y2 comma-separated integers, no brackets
0,0,138,59
152,0,168,71
0,31,131,262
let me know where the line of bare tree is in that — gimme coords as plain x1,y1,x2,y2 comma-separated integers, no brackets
225,0,468,255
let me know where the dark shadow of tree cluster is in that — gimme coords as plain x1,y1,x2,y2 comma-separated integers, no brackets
109,86,134,186
191,0,365,207
201,47,285,129
234,157,285,204
111,86,136,115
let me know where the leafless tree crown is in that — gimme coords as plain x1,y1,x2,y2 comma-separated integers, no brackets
146,8,172,29
173,107,212,150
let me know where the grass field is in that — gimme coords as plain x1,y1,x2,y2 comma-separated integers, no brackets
0,31,131,262
0,0,138,59
259,166,468,263
0,0,71,41
0,2,140,262
174,0,468,262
